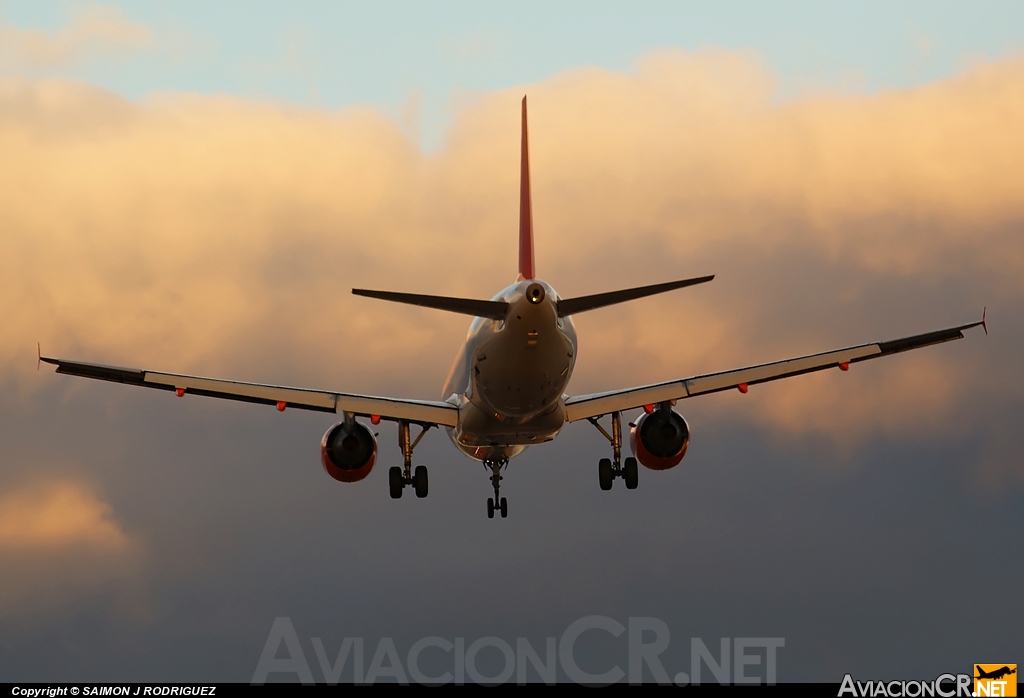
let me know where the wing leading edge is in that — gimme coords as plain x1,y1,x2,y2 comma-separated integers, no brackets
564,316,986,423
39,356,459,427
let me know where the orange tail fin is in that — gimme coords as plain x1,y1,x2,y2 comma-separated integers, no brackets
518,96,535,280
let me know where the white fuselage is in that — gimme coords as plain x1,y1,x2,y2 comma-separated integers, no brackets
442,279,578,462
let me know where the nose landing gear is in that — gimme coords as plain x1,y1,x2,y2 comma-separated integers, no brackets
389,420,432,499
588,412,638,490
486,495,507,519
484,457,509,518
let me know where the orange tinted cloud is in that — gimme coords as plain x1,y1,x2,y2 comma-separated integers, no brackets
0,480,141,614
0,50,1019,444
0,5,152,69
0,480,133,550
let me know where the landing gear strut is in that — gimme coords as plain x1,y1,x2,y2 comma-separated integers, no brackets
588,411,638,490
389,420,432,499
484,457,508,519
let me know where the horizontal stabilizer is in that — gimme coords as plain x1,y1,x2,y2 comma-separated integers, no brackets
353,289,509,320
557,275,714,317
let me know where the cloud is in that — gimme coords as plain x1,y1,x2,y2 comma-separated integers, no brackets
439,32,498,62
0,5,152,70
0,480,141,615
0,49,1020,457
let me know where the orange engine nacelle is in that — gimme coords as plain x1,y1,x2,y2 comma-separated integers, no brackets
320,420,377,483
629,408,690,470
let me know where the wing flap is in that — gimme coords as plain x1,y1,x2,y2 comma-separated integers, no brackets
684,344,881,396
42,357,459,426
334,394,458,425
564,318,983,422
145,372,339,412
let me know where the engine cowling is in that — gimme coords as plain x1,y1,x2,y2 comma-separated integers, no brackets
629,408,690,470
320,420,377,483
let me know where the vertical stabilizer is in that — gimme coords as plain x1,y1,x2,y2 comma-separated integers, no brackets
518,96,535,280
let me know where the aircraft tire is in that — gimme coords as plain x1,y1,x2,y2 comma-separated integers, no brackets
389,466,404,499
414,465,428,498
487,498,495,519
624,457,639,490
500,497,508,518
599,458,613,490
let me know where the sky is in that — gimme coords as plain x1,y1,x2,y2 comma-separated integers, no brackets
0,1,1022,684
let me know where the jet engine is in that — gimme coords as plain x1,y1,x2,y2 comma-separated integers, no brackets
629,407,690,470
320,420,377,483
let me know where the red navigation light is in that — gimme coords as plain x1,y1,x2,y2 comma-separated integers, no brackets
371,414,381,425
276,401,287,412
643,404,654,414
737,383,748,394
839,362,849,371
175,388,185,397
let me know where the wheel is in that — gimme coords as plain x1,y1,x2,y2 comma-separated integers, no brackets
499,497,508,518
389,466,404,499
414,465,428,498
598,458,613,490
487,498,495,519
624,457,638,490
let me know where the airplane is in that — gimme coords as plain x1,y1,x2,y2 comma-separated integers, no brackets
41,96,987,519
975,666,1016,681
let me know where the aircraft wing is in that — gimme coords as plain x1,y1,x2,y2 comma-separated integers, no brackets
563,317,986,423
39,356,459,427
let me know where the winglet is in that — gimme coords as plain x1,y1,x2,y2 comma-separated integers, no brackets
982,307,988,335
518,95,535,280
37,342,41,372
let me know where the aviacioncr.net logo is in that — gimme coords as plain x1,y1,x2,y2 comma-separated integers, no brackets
974,664,1017,697
251,616,784,685
839,673,977,697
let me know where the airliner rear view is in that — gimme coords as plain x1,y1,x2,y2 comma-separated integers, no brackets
41,97,986,519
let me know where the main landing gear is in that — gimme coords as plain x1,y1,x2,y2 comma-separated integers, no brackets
588,412,638,491
389,420,432,500
485,457,509,519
